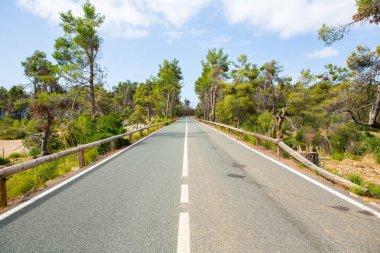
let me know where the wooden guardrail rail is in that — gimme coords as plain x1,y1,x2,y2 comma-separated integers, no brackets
0,121,172,206
198,119,366,192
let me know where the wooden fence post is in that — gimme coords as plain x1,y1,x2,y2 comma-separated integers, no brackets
256,138,261,146
110,140,116,151
277,145,284,158
129,133,133,144
0,176,7,206
78,150,85,168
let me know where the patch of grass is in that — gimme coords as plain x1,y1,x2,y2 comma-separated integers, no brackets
33,161,60,186
350,187,366,196
6,152,22,159
367,183,380,198
85,148,99,165
29,146,41,159
7,172,36,199
262,141,276,151
331,152,345,161
348,174,363,185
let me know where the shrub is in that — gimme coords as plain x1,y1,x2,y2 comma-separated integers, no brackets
0,157,9,165
348,174,363,185
331,152,345,161
7,153,22,159
367,184,380,198
29,146,41,159
33,161,59,186
83,147,101,165
257,111,274,135
350,187,366,196
329,123,362,153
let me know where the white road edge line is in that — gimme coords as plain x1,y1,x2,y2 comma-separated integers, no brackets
182,118,188,177
181,184,189,204
177,212,190,253
201,121,380,219
0,125,171,222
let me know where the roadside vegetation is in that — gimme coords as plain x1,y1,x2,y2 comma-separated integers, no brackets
195,0,380,197
0,1,187,204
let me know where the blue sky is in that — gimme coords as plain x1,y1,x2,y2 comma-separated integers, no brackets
0,0,379,107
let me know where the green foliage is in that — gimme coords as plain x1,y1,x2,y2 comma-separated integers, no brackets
0,116,28,139
367,183,380,198
348,174,363,185
0,157,9,165
318,0,380,45
350,187,367,196
331,152,345,161
29,146,41,159
257,111,274,135
7,153,22,159
329,123,362,153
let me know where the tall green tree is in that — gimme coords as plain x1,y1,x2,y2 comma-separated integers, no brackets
202,48,229,122
195,64,212,120
157,59,183,118
341,46,380,129
22,51,66,156
53,0,105,116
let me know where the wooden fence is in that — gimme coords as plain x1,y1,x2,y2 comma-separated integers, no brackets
199,119,366,193
0,121,171,206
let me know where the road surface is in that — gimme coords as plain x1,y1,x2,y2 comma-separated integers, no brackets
0,117,379,252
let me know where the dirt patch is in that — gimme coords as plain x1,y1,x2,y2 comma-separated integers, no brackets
321,154,380,185
0,140,28,158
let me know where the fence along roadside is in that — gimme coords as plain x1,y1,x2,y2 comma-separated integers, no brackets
0,121,172,206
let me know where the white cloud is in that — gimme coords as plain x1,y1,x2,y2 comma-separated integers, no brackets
16,0,358,39
17,0,211,38
162,31,184,42
306,47,339,58
161,26,207,43
222,0,356,38
197,36,231,48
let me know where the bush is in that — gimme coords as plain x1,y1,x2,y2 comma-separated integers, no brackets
367,184,380,198
0,116,27,139
29,146,41,159
348,174,363,185
329,123,362,153
331,152,345,161
257,111,274,135
0,157,9,165
34,161,59,186
7,153,22,159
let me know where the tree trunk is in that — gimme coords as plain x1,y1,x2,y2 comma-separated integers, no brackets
368,85,380,128
41,113,51,156
171,94,176,118
210,84,217,122
147,107,151,122
299,151,320,166
276,107,286,140
165,93,170,118
89,60,96,117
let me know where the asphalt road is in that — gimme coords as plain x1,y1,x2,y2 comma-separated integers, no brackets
0,117,379,252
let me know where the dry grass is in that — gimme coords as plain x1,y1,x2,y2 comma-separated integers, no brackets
322,154,380,185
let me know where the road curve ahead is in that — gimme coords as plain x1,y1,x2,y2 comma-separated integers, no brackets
0,117,380,252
